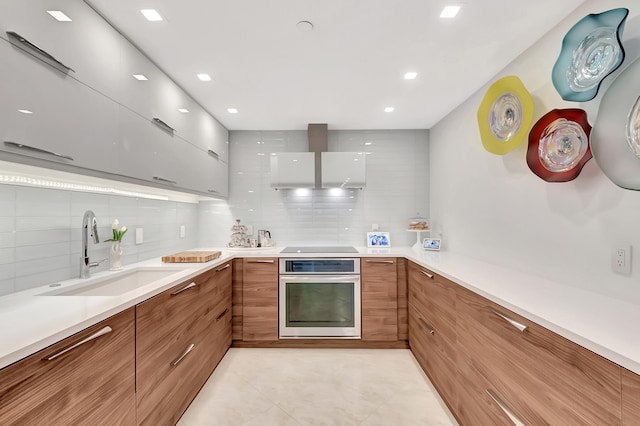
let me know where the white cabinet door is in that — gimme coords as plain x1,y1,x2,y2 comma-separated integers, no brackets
197,151,229,198
0,38,117,172
0,0,121,99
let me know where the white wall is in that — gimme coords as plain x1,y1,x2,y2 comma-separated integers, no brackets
0,185,198,296
429,0,640,304
199,129,429,248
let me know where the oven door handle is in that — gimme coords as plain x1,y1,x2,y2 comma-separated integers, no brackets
280,275,360,282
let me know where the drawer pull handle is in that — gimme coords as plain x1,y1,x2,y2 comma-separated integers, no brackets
486,389,525,426
489,307,528,333
153,176,177,185
43,326,112,361
420,270,434,279
247,259,275,263
7,31,75,73
5,141,75,161
208,149,219,158
171,343,195,367
171,282,197,296
418,318,435,335
152,117,175,134
216,263,231,272
216,308,230,321
365,260,395,264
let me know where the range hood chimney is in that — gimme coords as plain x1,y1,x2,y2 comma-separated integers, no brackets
308,123,328,189
269,124,366,189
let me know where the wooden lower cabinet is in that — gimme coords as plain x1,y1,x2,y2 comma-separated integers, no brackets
455,285,621,425
136,263,232,425
361,258,398,341
623,368,640,425
232,258,244,340
0,308,136,425
242,258,279,341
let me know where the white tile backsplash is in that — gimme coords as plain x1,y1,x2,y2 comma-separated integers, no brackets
0,186,199,294
199,129,429,248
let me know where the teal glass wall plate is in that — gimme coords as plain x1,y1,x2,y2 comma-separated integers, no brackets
552,8,628,102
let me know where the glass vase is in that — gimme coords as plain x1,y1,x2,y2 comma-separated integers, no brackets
110,241,123,271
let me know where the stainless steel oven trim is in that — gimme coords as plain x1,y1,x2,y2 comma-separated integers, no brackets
279,274,361,338
279,258,361,274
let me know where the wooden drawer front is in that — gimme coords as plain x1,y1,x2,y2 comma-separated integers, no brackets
242,258,279,341
362,258,398,341
456,286,621,425
0,309,136,426
623,368,640,425
408,303,457,405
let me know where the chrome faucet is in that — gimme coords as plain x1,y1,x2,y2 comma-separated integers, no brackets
80,210,105,278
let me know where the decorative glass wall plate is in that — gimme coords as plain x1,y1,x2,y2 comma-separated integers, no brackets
527,109,592,182
477,76,534,155
591,57,640,191
552,8,628,102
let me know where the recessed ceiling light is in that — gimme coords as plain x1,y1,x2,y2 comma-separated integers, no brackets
18,109,33,114
440,5,461,18
197,73,212,81
404,72,418,80
141,9,163,21
364,142,372,146
178,108,189,113
384,107,395,113
227,108,238,114
132,74,148,81
47,11,72,22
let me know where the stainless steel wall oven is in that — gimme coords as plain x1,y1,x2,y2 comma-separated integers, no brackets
279,258,361,338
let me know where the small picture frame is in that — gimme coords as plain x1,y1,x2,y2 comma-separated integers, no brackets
367,232,391,248
422,238,441,251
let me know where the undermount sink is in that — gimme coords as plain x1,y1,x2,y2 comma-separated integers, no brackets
40,267,187,297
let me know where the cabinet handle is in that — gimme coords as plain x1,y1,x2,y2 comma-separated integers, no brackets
153,176,177,185
418,318,435,335
486,389,525,426
171,343,195,367
365,259,395,264
42,326,112,361
488,307,528,333
170,281,197,296
247,259,275,263
152,117,175,134
5,141,74,161
215,308,229,321
216,263,231,272
208,149,219,158
6,31,75,73
420,270,434,279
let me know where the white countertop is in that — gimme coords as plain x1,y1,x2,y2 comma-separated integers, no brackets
1,247,639,375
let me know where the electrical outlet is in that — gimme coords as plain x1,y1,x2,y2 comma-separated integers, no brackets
179,225,185,238
135,228,144,245
612,245,631,274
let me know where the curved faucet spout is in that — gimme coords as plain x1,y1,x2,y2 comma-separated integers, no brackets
81,210,100,278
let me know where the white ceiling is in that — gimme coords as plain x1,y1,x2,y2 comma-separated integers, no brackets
85,0,585,131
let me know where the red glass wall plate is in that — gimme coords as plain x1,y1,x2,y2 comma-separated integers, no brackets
526,109,592,182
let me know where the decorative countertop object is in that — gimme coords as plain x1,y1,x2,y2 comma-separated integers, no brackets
526,109,592,182
552,8,629,102
477,75,534,155
591,56,640,191
228,219,249,248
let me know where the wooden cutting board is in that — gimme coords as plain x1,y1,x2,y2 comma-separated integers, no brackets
161,250,221,263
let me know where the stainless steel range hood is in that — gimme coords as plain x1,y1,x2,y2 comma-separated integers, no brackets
270,124,366,189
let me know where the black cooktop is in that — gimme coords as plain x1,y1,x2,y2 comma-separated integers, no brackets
281,246,359,253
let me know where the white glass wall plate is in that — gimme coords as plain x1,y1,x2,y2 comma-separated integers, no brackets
591,56,640,191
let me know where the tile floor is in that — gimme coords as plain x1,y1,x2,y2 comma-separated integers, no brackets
178,348,457,426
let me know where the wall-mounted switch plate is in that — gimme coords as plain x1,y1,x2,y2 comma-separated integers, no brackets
135,228,143,245
179,225,185,238
612,244,631,275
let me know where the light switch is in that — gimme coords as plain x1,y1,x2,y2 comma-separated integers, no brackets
135,228,143,245
180,225,186,238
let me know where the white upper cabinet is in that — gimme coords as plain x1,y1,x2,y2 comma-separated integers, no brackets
0,0,121,99
0,38,118,173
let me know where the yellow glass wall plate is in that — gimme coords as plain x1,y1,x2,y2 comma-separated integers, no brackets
477,75,535,155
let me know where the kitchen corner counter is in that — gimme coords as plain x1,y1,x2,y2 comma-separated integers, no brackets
1,246,639,376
